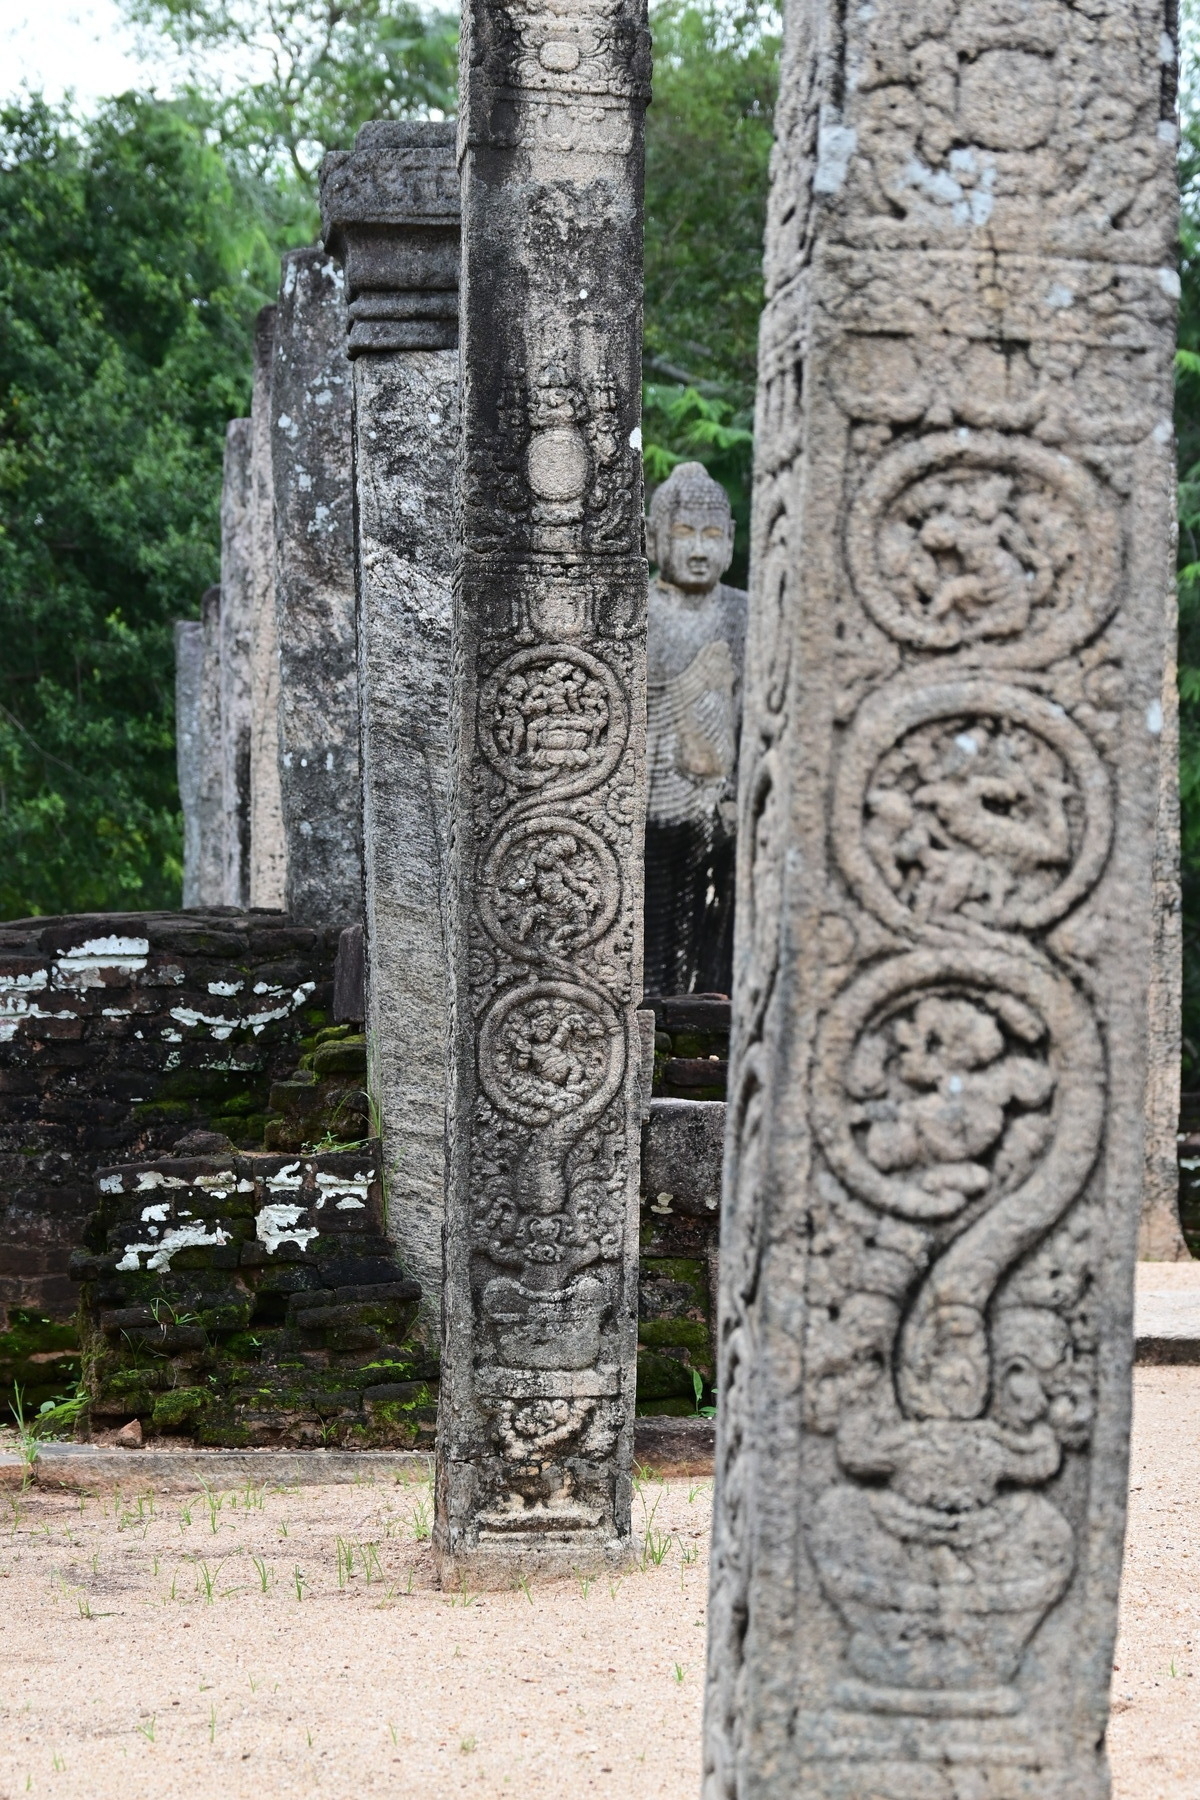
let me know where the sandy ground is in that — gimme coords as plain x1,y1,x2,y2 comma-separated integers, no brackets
0,1368,1197,1799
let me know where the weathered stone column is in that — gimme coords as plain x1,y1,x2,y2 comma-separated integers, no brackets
704,5,1179,1793
272,249,361,928
434,0,651,1581
320,121,460,1334
183,584,225,906
248,305,287,911
175,619,204,903
219,418,253,906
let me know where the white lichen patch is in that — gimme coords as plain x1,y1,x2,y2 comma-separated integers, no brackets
267,1161,303,1191
0,968,48,994
314,1171,370,1211
207,980,244,997
169,1006,236,1041
98,1174,126,1194
134,1171,188,1191
139,1203,170,1223
54,936,149,989
117,1223,229,1273
255,1203,318,1255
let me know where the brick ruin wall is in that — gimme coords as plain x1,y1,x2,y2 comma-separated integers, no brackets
0,911,348,1411
0,914,731,1436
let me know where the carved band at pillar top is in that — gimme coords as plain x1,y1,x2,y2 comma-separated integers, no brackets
704,0,1178,1790
644,461,747,998
435,0,652,1579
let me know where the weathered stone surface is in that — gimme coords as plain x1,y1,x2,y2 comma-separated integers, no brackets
73,1144,436,1448
704,6,1179,1793
320,122,459,1340
219,419,254,906
174,621,204,903
192,586,226,906
644,463,746,997
321,119,459,354
1141,620,1188,1257
0,909,338,1330
272,250,361,928
642,1099,724,1217
248,305,287,911
435,0,652,1581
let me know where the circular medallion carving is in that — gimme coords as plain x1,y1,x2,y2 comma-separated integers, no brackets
479,646,628,800
479,814,620,960
846,431,1119,665
527,426,589,501
834,679,1112,932
811,946,1103,1226
479,980,625,1129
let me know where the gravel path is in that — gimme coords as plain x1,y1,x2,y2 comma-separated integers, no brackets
1,1367,1196,1798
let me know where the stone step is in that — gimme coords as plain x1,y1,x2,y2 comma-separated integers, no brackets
1135,1269,1200,1363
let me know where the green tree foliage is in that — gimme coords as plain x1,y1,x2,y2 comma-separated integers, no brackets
641,0,779,577
0,94,278,916
120,0,457,187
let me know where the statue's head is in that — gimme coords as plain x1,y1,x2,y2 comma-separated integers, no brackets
647,461,735,594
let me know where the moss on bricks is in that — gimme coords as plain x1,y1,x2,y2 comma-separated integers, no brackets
0,1311,82,1420
151,1387,210,1428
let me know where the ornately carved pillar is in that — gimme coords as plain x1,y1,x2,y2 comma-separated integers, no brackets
434,0,652,1579
704,4,1179,1794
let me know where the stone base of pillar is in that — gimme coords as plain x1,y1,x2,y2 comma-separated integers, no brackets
434,1532,638,1590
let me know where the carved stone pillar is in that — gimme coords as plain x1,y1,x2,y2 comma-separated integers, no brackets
434,0,652,1580
248,305,287,912
320,122,461,1335
219,418,253,906
272,248,362,928
704,4,1179,1793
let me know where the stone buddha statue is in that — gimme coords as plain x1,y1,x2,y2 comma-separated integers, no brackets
643,462,748,997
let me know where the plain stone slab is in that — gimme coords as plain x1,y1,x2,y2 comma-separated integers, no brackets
174,619,204,904
1135,1263,1200,1363
320,122,460,1335
272,248,361,928
641,1099,724,1216
0,1445,431,1492
248,304,287,910
219,416,254,906
0,1419,713,1491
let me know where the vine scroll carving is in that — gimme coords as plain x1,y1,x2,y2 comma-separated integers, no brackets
434,0,650,1581
703,0,1179,1792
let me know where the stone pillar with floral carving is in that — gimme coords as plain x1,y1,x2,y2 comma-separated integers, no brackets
703,3,1179,1792
434,0,652,1581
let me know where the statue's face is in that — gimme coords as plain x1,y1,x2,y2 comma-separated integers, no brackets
656,504,733,592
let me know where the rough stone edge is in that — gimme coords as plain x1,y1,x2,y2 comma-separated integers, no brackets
1,1447,430,1492
1134,1336,1200,1364
0,1418,715,1490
